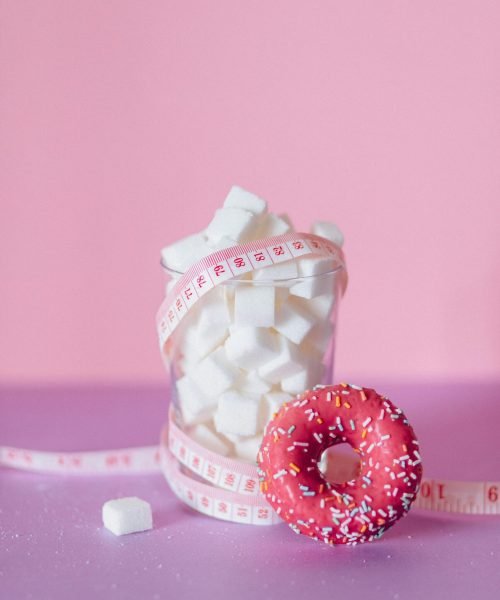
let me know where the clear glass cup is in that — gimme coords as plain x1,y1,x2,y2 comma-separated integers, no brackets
160,262,345,466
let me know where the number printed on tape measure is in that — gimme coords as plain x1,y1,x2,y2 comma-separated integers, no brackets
157,232,347,347
414,479,500,514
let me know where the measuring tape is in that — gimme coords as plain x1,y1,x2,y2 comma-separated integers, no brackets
2,231,498,524
156,231,347,349
2,410,499,521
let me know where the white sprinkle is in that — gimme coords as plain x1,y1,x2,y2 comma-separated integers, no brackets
362,417,372,427
273,469,287,480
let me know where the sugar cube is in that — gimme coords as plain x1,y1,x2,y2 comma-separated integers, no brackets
223,185,268,216
206,207,259,244
252,260,298,282
225,327,278,370
302,320,334,356
311,221,344,247
274,298,316,345
238,371,272,395
102,497,153,536
281,362,325,395
234,435,263,463
258,337,303,383
257,213,291,238
290,256,336,299
214,391,261,436
161,232,210,274
260,391,292,427
189,423,231,456
189,347,241,399
176,375,216,425
301,293,336,321
234,285,275,327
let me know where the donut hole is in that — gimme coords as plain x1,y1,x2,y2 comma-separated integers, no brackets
319,443,360,484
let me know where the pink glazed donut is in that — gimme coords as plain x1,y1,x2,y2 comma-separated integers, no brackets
257,383,423,545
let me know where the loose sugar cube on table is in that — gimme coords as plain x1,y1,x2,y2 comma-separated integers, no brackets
274,297,316,345
189,423,231,456
102,497,153,536
189,347,241,399
234,285,275,327
225,327,279,370
206,207,259,244
311,221,344,247
223,185,268,216
214,390,262,436
258,337,303,383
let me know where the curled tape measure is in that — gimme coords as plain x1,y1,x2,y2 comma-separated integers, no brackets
2,411,499,522
156,231,347,349
2,232,498,525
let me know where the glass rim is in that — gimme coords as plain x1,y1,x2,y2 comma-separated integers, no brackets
160,259,345,283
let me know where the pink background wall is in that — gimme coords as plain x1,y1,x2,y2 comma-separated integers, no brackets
1,1,499,384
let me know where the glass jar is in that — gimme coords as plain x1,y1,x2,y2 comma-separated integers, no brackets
160,260,345,466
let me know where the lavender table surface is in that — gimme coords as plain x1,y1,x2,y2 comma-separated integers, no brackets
1,382,499,600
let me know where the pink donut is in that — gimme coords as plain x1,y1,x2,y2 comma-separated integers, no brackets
257,383,423,545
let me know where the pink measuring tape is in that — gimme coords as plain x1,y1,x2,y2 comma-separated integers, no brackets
1,232,498,524
2,412,499,522
156,231,347,349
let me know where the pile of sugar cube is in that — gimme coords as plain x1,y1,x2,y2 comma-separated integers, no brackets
161,186,344,464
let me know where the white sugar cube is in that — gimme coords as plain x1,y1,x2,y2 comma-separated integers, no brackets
189,423,231,456
234,435,263,463
252,259,298,282
206,236,236,251
189,347,241,399
181,321,229,362
219,431,241,444
214,391,261,436
311,221,344,247
176,375,216,425
281,362,325,395
238,371,272,395
225,327,278,370
102,497,153,536
234,285,275,327
302,293,336,321
223,185,268,216
260,391,292,426
161,232,210,274
258,337,303,383
192,289,231,354
278,213,294,230
206,207,259,244
303,320,334,356
257,213,291,238
274,298,316,345
290,256,335,299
